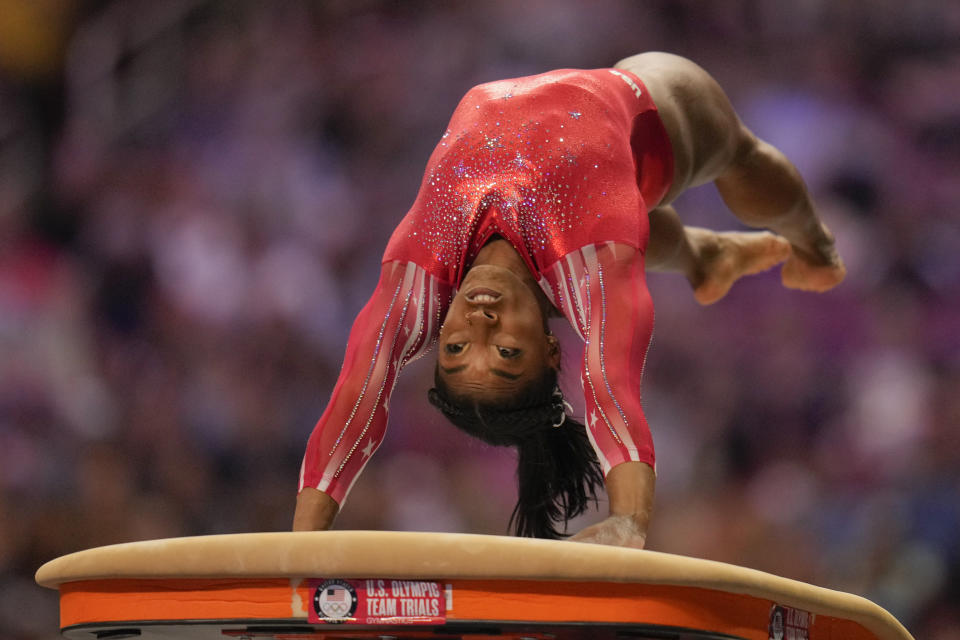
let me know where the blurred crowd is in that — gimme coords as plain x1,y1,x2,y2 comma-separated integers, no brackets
1,1,958,637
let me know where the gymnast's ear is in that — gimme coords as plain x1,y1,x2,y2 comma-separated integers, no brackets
546,333,561,370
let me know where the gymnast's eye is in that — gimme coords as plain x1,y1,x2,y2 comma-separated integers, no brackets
445,343,464,354
497,346,521,359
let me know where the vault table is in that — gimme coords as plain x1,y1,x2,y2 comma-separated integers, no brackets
35,531,914,640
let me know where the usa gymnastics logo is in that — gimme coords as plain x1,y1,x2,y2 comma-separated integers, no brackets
768,604,811,639
608,69,643,100
313,579,359,623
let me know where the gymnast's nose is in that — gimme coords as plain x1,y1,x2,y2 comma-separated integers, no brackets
466,308,497,325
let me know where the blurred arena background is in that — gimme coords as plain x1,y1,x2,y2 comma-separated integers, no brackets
1,1,958,637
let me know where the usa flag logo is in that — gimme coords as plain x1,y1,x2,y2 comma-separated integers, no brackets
313,579,358,622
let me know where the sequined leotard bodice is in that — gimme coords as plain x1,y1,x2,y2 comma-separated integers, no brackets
299,68,674,504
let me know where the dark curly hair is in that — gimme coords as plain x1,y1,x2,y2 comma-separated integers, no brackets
427,367,603,539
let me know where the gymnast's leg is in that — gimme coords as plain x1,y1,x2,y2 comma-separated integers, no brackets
616,52,846,293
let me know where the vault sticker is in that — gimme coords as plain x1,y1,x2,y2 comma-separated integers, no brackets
769,604,812,640
312,579,358,622
307,578,445,625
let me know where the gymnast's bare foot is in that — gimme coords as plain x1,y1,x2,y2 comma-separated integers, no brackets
780,225,847,293
687,228,791,305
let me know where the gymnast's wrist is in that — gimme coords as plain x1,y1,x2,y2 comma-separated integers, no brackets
606,512,649,537
604,462,655,523
293,487,340,531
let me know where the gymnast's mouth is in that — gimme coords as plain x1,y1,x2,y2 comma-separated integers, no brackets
465,288,502,304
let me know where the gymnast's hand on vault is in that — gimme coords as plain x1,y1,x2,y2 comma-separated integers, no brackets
568,462,653,549
568,515,647,550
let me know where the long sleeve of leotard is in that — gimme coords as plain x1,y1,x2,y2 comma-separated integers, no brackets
541,242,656,475
298,261,452,505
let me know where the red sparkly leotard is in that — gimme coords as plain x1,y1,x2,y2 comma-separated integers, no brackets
299,68,674,504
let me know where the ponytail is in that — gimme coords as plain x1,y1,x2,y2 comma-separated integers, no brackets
428,369,603,539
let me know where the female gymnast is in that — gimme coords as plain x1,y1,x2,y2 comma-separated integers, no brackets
292,52,845,548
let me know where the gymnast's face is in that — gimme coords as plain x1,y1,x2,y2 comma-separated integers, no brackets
438,265,559,402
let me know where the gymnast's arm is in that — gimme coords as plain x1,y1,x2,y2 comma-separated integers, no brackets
572,461,654,548
546,243,657,548
294,488,339,531
293,261,449,531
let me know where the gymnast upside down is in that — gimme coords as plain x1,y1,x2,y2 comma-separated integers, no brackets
293,52,845,548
